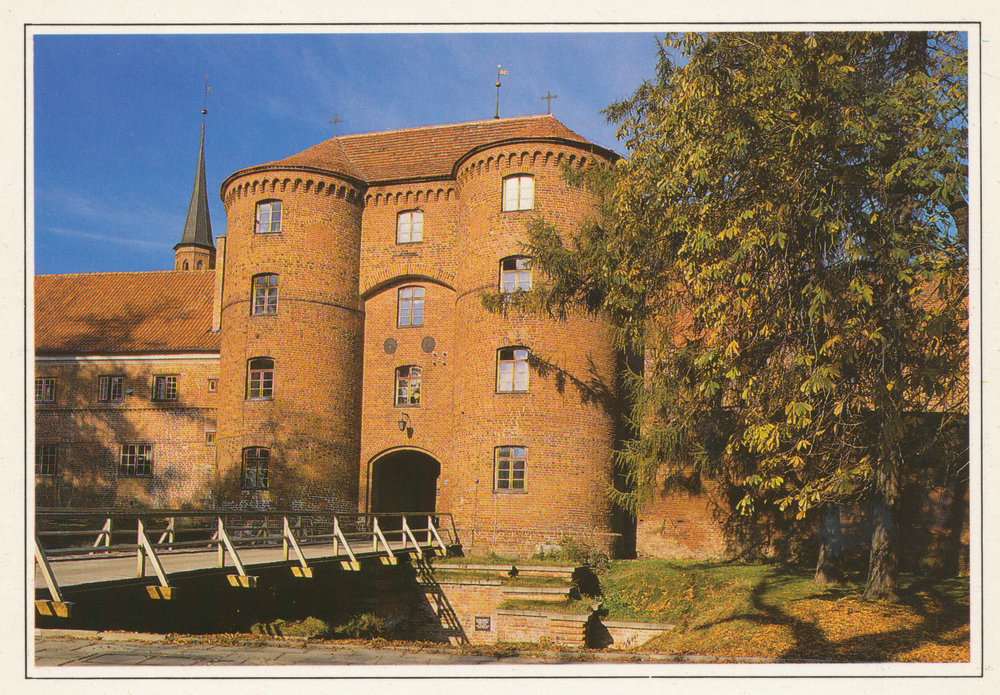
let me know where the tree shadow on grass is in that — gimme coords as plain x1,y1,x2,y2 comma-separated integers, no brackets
688,570,969,662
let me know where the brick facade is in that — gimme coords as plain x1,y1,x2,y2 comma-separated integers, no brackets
34,356,218,508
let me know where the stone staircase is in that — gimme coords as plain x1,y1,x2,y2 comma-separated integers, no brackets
415,562,592,646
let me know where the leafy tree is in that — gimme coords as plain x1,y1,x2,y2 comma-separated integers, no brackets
505,32,968,600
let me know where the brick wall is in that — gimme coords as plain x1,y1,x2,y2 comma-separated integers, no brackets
34,356,218,508
449,144,620,556
217,173,365,512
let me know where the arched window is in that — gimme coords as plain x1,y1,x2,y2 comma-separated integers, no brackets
183,261,189,270
395,365,422,406
242,447,269,490
495,446,526,491
497,347,529,392
196,260,203,270
397,210,423,243
252,274,279,315
255,200,282,233
500,256,532,292
502,175,534,211
247,357,274,399
397,286,424,327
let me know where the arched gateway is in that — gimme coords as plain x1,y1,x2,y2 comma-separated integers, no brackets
369,449,440,514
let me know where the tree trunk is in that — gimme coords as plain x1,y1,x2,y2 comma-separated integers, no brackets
814,505,844,585
864,499,900,602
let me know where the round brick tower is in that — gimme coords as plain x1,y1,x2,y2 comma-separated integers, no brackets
447,139,620,556
216,140,366,512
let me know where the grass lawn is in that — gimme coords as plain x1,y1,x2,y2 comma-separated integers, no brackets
598,560,969,662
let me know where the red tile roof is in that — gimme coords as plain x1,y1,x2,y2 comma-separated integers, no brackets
227,115,612,186
35,271,219,355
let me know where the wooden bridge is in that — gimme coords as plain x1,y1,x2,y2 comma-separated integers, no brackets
34,508,460,618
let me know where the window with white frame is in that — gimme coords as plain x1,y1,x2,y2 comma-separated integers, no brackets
398,286,424,327
501,257,532,292
153,375,177,401
35,443,57,476
395,365,421,406
120,443,153,476
255,200,282,233
242,447,269,490
35,378,56,403
98,375,124,402
502,175,534,211
497,347,529,392
247,358,274,399
397,210,423,243
495,446,526,491
252,274,279,315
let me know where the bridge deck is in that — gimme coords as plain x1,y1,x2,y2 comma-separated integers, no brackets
35,539,437,597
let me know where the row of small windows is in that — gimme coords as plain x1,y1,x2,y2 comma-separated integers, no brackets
35,376,219,404
181,260,206,270
246,258,529,323
392,347,529,407
252,175,534,241
38,442,524,493
36,345,528,407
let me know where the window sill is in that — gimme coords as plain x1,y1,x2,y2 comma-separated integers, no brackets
397,324,425,329
495,390,530,395
494,489,528,494
246,397,274,402
395,404,421,408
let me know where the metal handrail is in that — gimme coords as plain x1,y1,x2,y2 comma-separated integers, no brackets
34,508,460,606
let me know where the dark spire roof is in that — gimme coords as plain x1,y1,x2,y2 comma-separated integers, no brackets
175,121,214,251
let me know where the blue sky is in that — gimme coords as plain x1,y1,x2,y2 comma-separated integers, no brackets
32,31,662,275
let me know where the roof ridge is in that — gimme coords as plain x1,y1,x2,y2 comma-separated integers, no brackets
37,269,212,278
334,114,556,141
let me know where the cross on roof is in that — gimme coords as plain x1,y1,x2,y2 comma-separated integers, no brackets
329,113,344,136
541,91,557,114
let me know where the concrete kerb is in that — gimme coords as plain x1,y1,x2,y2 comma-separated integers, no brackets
35,628,785,663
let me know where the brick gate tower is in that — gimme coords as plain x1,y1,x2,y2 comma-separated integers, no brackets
216,140,366,511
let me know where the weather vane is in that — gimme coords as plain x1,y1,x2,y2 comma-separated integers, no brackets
202,76,211,118
329,113,344,137
541,91,557,114
494,65,509,120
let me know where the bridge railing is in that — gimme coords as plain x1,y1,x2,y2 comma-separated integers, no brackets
34,508,460,614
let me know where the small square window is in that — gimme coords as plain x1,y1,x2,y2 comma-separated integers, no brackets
497,348,529,393
395,365,422,406
256,200,282,233
398,286,425,327
120,443,153,476
205,431,216,445
98,375,124,402
208,379,218,393
501,257,532,292
397,211,423,243
502,176,534,212
153,376,177,401
35,378,56,403
495,446,526,491
35,443,57,476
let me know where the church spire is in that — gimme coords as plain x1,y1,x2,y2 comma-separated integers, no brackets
174,82,216,271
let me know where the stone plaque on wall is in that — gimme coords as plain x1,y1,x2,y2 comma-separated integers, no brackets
474,616,491,631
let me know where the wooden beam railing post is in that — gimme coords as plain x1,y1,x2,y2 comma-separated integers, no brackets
136,518,171,595
427,515,448,553
372,517,395,563
34,536,63,603
282,516,311,577
401,516,422,558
